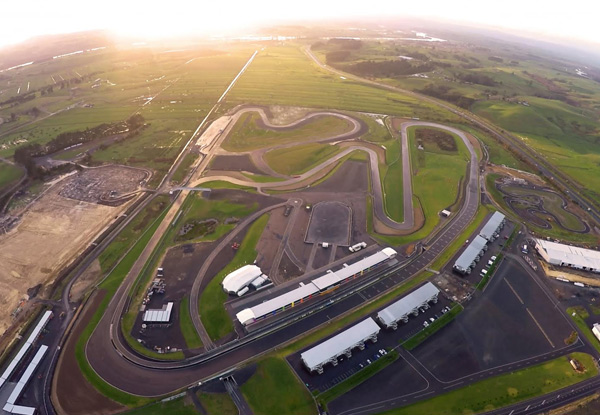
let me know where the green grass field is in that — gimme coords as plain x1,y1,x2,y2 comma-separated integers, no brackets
179,296,203,349
197,392,237,415
199,213,269,341
0,161,23,191
383,352,597,415
567,306,600,354
171,153,198,185
122,396,197,415
98,196,170,273
228,45,458,122
241,358,317,415
264,142,341,175
223,111,353,151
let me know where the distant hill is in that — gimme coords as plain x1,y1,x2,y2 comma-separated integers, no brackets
0,30,114,71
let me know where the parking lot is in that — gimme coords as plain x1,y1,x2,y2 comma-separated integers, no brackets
412,256,574,382
287,286,453,393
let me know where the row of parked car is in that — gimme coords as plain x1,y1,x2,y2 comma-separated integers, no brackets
422,306,452,328
480,255,498,278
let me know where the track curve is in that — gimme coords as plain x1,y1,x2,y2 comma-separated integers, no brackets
70,113,479,404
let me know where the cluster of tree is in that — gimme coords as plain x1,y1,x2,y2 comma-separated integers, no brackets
325,50,352,63
327,38,363,50
345,60,435,78
418,84,475,109
455,72,497,86
14,114,145,174
0,92,36,107
488,56,504,63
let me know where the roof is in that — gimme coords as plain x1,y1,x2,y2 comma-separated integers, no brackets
479,211,505,240
143,302,173,322
536,239,600,270
454,235,488,270
238,283,319,324
1,310,52,389
377,282,440,326
301,318,380,370
222,265,264,293
237,249,397,324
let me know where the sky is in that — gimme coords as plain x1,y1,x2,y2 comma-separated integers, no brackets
1,0,599,48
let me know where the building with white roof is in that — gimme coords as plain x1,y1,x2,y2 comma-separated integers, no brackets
593,323,600,342
236,248,397,326
222,265,267,295
301,318,380,374
377,282,440,329
479,211,506,241
535,239,600,273
143,302,173,323
453,235,488,275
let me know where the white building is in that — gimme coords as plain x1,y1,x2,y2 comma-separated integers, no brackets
592,323,600,342
535,239,600,273
222,265,268,295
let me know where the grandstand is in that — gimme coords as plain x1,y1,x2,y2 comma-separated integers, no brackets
236,248,397,326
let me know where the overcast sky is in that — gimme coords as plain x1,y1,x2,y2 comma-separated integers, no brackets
2,0,599,47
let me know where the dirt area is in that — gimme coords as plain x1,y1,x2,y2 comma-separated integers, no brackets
277,252,304,280
267,105,312,125
541,262,600,288
52,290,124,415
255,205,291,277
70,258,103,302
0,167,139,336
433,272,473,302
209,154,265,175
196,115,232,149
58,165,149,204
487,165,546,186
416,128,457,152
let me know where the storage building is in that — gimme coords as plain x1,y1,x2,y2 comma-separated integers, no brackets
536,239,600,273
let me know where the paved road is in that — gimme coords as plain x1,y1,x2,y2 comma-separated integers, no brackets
303,46,600,228
194,116,476,231
78,114,481,398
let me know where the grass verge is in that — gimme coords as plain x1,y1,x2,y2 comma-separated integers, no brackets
567,306,600,354
197,392,238,415
122,396,197,415
240,357,317,415
199,213,269,341
75,204,170,406
317,350,399,410
382,352,597,415
179,296,203,349
402,304,463,350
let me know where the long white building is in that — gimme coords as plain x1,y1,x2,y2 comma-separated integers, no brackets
377,282,440,329
236,248,397,326
301,318,380,374
535,239,600,273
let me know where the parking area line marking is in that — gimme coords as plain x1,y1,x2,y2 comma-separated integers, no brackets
504,279,524,305
527,307,555,348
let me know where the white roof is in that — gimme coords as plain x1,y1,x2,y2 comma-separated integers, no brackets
222,265,264,293
143,302,173,322
1,310,52,386
301,318,380,370
454,235,488,270
479,211,505,240
536,239,600,270
10,406,36,415
377,282,440,327
237,249,397,324
239,283,319,324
